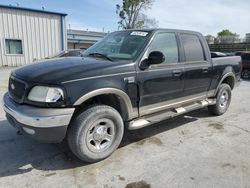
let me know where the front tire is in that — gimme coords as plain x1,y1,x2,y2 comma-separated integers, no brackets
208,83,231,116
67,105,124,163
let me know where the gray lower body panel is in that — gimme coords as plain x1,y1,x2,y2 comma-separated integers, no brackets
3,93,75,142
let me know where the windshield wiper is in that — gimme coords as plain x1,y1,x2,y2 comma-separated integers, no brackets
87,53,113,61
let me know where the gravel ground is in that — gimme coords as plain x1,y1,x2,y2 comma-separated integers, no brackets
0,68,249,188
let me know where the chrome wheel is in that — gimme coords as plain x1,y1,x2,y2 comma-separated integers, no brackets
67,105,124,162
86,118,115,152
219,90,229,108
208,83,231,116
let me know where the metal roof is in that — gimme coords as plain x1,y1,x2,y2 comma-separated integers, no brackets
0,4,67,16
68,33,106,38
67,38,99,43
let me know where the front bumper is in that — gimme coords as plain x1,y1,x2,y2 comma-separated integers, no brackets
3,93,75,142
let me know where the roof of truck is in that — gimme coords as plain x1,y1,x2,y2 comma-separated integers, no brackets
123,28,202,35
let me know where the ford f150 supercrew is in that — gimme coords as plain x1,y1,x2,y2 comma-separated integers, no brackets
3,29,241,162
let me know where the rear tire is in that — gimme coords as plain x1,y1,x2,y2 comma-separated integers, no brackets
208,83,231,116
67,105,124,163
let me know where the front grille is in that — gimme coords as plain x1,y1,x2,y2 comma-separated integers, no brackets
8,76,26,103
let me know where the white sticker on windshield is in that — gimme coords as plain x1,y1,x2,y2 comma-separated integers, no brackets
130,31,148,36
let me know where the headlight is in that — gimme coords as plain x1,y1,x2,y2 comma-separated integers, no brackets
28,86,64,103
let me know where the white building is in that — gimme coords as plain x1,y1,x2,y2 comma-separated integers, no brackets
205,35,215,44
67,29,106,50
0,5,67,67
217,35,240,44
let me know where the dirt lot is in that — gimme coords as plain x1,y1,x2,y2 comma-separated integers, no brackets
0,68,250,188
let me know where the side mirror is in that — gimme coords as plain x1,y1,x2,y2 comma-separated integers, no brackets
140,51,165,70
148,51,165,64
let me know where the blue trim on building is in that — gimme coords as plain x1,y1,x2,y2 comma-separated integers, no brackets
60,16,65,51
0,4,67,16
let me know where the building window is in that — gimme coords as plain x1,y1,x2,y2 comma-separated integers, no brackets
5,39,23,55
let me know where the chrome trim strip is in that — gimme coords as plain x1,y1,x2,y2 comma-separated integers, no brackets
140,92,207,116
62,64,211,84
3,93,75,128
62,72,135,84
73,88,138,120
138,64,210,73
183,61,208,64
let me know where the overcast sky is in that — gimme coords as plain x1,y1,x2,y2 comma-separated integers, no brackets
148,0,250,37
1,0,249,37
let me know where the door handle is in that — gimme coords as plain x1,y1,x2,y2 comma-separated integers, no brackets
202,67,209,73
172,70,182,77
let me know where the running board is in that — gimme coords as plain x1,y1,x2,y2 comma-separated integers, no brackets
128,99,215,130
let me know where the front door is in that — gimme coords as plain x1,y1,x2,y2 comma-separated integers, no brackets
137,32,185,116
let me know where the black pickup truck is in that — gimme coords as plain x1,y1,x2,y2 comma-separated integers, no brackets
3,29,241,162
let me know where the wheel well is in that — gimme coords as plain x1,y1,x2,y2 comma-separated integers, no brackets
74,94,129,121
221,76,235,90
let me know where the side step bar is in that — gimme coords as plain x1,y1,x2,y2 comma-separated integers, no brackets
128,99,216,130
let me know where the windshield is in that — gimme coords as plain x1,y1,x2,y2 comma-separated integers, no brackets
82,31,151,61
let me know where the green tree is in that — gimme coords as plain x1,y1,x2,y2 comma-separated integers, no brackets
116,0,157,29
217,29,235,36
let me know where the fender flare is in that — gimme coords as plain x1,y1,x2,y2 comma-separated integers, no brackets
73,88,137,120
214,72,235,96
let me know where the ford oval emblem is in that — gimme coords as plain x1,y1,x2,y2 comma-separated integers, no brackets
11,83,15,90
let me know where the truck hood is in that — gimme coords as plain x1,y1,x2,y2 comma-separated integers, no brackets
13,57,135,84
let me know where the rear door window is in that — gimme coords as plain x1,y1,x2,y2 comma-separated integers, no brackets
180,34,205,62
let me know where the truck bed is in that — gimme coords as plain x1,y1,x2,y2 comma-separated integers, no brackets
212,56,241,67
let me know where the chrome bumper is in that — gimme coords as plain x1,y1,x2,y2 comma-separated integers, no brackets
3,93,75,128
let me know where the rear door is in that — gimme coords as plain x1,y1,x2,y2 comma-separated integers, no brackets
179,33,213,97
138,32,185,116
